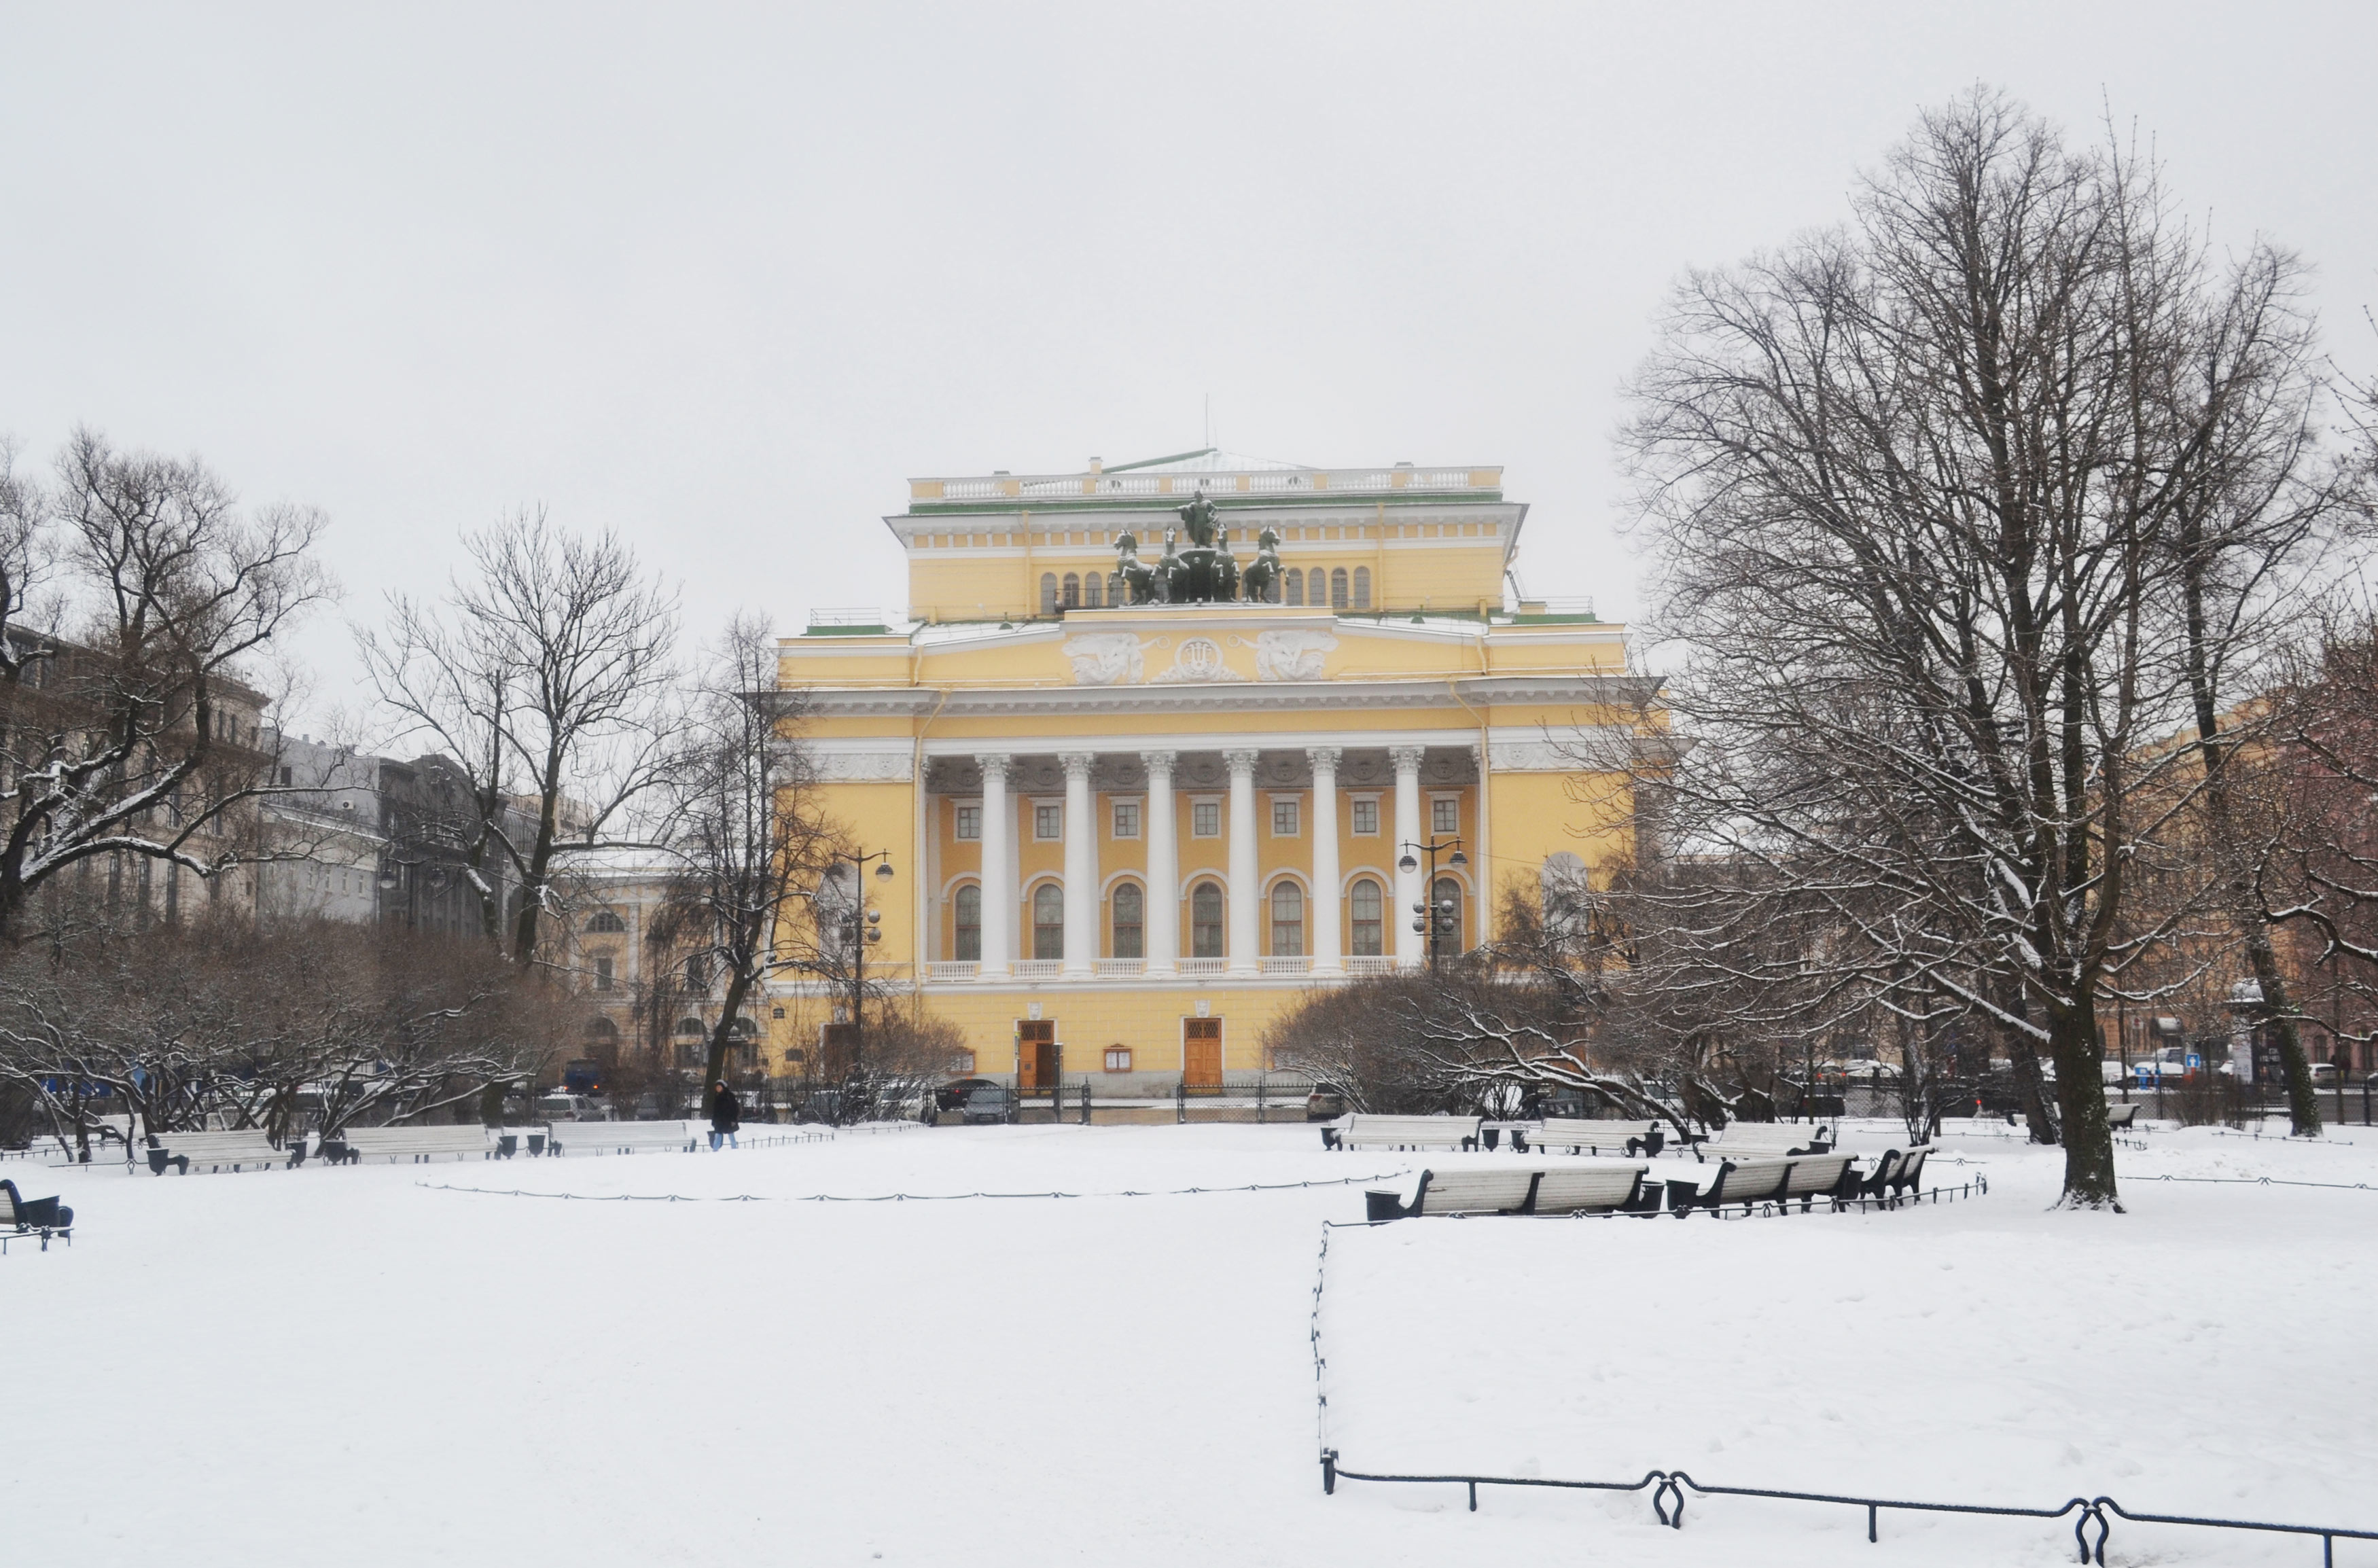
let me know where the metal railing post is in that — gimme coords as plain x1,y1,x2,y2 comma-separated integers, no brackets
1177,1080,1187,1124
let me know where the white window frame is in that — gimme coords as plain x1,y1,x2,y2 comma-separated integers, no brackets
1110,797,1142,840
953,798,982,841
1189,796,1222,838
1268,794,1300,838
1430,793,1461,836
1031,798,1064,842
1349,794,1382,836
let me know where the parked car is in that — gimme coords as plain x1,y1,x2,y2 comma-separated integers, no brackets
937,1077,999,1113
1305,1082,1349,1122
962,1086,1017,1125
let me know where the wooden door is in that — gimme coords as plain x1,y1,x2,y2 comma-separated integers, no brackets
1183,1018,1223,1092
1016,1020,1057,1092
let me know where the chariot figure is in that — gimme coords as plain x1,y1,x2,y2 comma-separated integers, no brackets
1176,487,1220,548
1211,529,1241,603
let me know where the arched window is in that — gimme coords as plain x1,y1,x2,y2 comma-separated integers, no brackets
1190,880,1224,959
1108,571,1126,605
1082,571,1103,608
1032,883,1065,961
1040,573,1059,614
1285,567,1304,606
1061,572,1081,609
584,910,625,934
1112,882,1143,959
728,1016,756,1037
1540,852,1590,942
1350,878,1383,956
674,1016,706,1037
953,883,981,961
584,1015,619,1041
1432,876,1464,954
1330,568,1349,610
1351,565,1371,609
1270,881,1305,957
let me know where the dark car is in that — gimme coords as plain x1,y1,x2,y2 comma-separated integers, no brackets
937,1077,999,1113
962,1086,1017,1125
1305,1082,1349,1122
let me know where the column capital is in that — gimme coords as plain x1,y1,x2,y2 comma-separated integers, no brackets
1307,745,1343,772
1387,744,1427,772
1139,749,1178,773
1222,747,1261,773
1058,750,1097,780
977,752,1014,781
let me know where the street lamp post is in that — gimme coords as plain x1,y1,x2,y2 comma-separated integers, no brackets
819,849,896,1091
1396,837,1468,970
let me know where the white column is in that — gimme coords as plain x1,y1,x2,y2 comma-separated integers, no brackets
1309,746,1343,976
1061,751,1097,977
1141,750,1178,976
1390,744,1426,969
978,753,1014,977
1226,747,1260,974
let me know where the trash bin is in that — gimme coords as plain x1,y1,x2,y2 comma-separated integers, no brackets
1365,1190,1403,1223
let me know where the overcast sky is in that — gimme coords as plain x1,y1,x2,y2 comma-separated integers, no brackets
4,3,2373,732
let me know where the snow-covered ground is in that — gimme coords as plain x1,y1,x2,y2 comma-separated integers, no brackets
10,1120,2375,1565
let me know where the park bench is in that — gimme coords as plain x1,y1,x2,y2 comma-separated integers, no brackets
1,1177,73,1252
546,1120,703,1156
1775,1152,1861,1209
1664,1157,1796,1215
1510,1120,1637,1156
147,1129,305,1175
319,1126,498,1165
2104,1103,2140,1129
1881,1144,1928,1200
1321,1114,1482,1153
1364,1160,1654,1221
1701,1122,1834,1159
1620,1121,1705,1158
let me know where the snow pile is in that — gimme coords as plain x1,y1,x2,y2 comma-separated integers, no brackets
10,1124,2374,1565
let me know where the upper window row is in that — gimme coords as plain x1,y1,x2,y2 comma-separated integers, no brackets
1037,565,1373,614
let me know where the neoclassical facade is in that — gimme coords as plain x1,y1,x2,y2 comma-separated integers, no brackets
780,450,1654,1091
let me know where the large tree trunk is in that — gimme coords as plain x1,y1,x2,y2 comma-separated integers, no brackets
2046,1002,2120,1209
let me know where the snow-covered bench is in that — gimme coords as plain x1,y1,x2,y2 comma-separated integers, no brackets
1701,1122,1833,1159
1510,1120,1635,1156
547,1120,703,1156
146,1129,306,1175
0,1177,72,1252
319,1126,498,1165
2104,1103,2140,1129
1365,1160,1653,1220
1873,1144,1928,1200
1321,1114,1482,1153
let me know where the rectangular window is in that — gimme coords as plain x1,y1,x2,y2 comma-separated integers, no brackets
1103,1048,1133,1073
1351,798,1379,835
955,804,981,840
1192,800,1220,838
593,956,614,993
1035,803,1063,840
1271,798,1299,837
951,1050,977,1075
1432,797,1459,835
1112,800,1140,838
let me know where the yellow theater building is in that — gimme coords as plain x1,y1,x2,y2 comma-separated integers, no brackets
777,450,1652,1092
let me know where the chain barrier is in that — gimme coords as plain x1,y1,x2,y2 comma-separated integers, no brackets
1311,1198,2371,1565
2142,1173,2378,1193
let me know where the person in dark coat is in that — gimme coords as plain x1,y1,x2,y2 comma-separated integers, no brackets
709,1080,741,1151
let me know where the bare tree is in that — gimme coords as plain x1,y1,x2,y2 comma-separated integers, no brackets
645,614,838,1099
1616,90,2354,1207
0,429,332,942
359,508,679,963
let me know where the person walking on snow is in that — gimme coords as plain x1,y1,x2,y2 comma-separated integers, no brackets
709,1080,741,1151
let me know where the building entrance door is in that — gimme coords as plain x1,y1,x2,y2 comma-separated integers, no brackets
1183,1018,1222,1094
1016,1020,1057,1094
